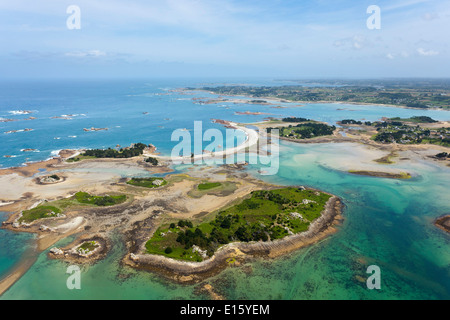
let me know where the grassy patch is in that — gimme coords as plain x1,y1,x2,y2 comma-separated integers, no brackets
19,191,128,224
126,177,167,188
19,206,62,223
75,192,127,206
374,152,398,165
66,155,97,163
389,116,437,123
78,241,99,254
188,181,238,199
145,187,331,262
198,182,222,190
349,170,411,180
145,227,203,262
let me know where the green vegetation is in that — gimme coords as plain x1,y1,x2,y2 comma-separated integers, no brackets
341,119,363,125
374,152,397,165
349,170,412,180
126,177,167,188
19,206,62,223
66,155,97,162
198,182,222,191
267,122,336,139
337,117,449,147
78,241,99,254
372,123,450,147
145,187,331,262
282,117,311,123
75,192,127,206
81,143,148,159
389,116,437,123
435,152,450,159
199,79,450,109
187,181,238,199
178,220,194,228
18,191,128,224
145,157,159,165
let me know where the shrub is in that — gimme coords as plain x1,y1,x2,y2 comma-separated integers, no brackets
164,247,173,254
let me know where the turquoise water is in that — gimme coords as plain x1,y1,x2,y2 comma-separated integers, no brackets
1,79,450,300
0,212,35,280
2,79,449,169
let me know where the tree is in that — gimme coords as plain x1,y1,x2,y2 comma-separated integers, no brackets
145,157,159,165
164,247,173,254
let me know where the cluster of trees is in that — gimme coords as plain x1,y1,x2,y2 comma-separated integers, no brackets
374,129,430,144
234,224,269,242
175,216,272,257
341,119,362,125
173,190,307,254
145,157,159,165
341,119,373,126
176,220,193,228
293,123,336,139
282,117,310,123
374,121,450,146
435,152,450,159
267,123,336,139
406,103,429,109
252,190,291,205
82,143,148,159
176,228,209,249
236,199,261,211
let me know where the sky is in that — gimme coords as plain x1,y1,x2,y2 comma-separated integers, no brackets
0,0,449,79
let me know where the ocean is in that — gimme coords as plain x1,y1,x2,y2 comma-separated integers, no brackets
0,78,449,299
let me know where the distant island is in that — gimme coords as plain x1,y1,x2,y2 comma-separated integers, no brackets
191,79,450,110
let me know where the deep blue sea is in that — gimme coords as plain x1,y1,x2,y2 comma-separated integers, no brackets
1,78,450,169
0,78,449,300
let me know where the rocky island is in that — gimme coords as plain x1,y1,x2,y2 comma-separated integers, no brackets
0,138,343,293
435,215,450,234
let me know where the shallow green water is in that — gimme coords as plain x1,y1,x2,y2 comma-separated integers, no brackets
0,213,35,280
1,141,450,300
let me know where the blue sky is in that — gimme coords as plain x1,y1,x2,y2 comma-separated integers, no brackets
0,0,449,79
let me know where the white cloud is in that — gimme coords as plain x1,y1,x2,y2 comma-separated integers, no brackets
401,51,410,58
333,35,369,51
386,53,395,60
65,50,107,58
417,48,439,56
422,12,439,21
385,0,432,12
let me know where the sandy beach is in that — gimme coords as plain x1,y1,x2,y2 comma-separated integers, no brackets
147,123,259,163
